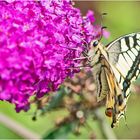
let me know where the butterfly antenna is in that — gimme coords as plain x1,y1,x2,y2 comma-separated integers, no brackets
101,13,107,27
99,13,107,41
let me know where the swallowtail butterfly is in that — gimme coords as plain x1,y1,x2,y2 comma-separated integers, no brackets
87,32,140,128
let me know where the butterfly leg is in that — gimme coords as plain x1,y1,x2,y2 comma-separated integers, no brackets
72,56,88,61
66,64,91,70
65,51,91,69
65,52,89,61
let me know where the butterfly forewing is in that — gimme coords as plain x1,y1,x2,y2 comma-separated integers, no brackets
106,33,140,97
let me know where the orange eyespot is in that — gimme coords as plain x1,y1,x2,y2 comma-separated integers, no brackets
105,108,113,117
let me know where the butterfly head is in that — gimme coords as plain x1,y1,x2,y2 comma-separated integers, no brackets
90,39,103,54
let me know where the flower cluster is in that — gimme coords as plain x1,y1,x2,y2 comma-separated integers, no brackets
0,0,101,112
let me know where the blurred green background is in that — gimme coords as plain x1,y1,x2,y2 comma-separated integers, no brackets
0,1,140,139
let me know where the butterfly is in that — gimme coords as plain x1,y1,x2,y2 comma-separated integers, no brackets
86,32,140,128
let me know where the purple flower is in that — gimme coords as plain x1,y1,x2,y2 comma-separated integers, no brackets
86,10,95,23
0,0,101,112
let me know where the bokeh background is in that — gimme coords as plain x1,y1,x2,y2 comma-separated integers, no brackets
0,1,140,139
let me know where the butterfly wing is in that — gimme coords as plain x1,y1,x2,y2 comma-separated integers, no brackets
106,32,140,98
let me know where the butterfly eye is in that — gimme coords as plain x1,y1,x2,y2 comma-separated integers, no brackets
92,40,99,47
